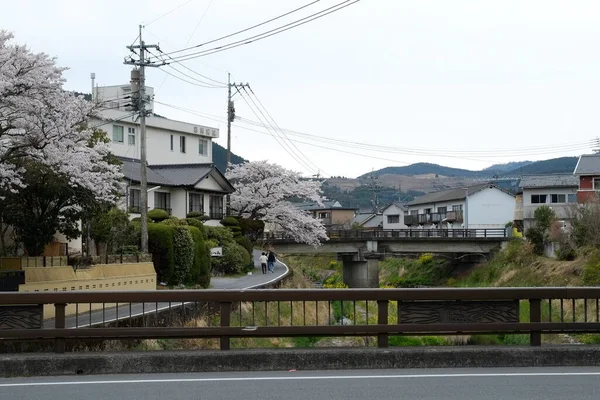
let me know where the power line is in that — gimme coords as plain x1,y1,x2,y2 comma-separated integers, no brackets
160,0,322,57
154,0,360,63
88,112,137,130
148,49,226,87
244,86,327,176
142,0,195,26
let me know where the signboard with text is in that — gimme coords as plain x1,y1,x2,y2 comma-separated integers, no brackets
210,247,223,257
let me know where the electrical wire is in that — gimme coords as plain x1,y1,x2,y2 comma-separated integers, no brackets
146,49,226,88
154,0,360,63
143,0,195,26
89,112,137,130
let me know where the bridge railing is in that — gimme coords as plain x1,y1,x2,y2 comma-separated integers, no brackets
1,287,600,353
262,228,508,241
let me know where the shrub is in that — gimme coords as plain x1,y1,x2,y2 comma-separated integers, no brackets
236,217,265,241
211,242,251,275
187,211,204,219
204,226,235,245
131,216,152,223
418,253,434,265
525,227,544,255
184,218,204,229
187,226,211,288
161,217,183,227
148,224,175,282
171,226,194,285
148,209,170,222
200,215,211,221
582,253,600,286
235,236,253,255
220,216,240,227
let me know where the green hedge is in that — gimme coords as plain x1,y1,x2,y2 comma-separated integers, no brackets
148,223,175,283
187,226,211,288
211,242,252,275
171,226,194,286
148,209,170,222
235,236,253,255
187,211,204,219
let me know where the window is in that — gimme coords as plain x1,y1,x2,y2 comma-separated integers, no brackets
452,205,463,212
127,127,136,145
437,206,447,214
568,193,577,203
154,192,171,214
180,136,186,153
593,177,600,190
551,194,566,204
199,139,208,156
112,125,124,143
189,193,204,213
387,215,400,224
410,210,418,216
424,208,432,214
129,189,141,213
531,194,547,204
170,135,174,151
318,212,330,219
209,195,224,219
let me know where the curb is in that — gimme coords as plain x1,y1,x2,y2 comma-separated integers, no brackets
2,346,600,377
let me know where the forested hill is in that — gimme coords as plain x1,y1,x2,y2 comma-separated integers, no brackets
212,143,246,173
361,156,579,178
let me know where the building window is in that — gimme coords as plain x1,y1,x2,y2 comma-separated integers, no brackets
550,194,566,204
180,136,186,153
189,193,204,213
128,127,136,145
567,193,577,203
437,206,447,214
112,125,124,143
410,210,418,216
318,212,330,219
129,189,141,213
424,208,432,214
531,194,547,204
452,205,463,212
209,195,224,219
154,192,171,215
594,178,600,190
387,215,400,224
199,139,208,156
170,135,174,151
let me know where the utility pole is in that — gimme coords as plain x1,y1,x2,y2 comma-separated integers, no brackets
125,25,159,253
225,76,249,215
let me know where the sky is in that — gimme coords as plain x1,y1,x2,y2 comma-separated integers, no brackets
4,0,600,178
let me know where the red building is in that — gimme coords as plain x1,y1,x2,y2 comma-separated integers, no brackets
574,154,600,203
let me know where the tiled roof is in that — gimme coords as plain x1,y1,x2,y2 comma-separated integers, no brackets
574,154,600,175
294,200,356,211
362,214,383,228
519,174,578,189
120,158,173,186
407,183,494,206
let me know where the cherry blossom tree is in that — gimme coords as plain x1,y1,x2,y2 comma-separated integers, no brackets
226,161,328,246
0,31,120,202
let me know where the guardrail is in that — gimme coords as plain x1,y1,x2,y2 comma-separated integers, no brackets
1,287,600,353
262,228,508,241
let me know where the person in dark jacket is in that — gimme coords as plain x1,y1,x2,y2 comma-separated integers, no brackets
267,251,276,273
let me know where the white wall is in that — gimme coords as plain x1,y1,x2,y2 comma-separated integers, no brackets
467,187,515,229
382,204,408,229
170,189,187,219
522,187,577,223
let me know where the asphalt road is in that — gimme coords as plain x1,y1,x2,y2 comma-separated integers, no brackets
43,250,288,329
1,367,600,400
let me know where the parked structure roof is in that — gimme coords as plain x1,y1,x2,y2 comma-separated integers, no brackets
574,154,600,175
520,174,578,189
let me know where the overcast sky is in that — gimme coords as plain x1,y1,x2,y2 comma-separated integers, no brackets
4,0,600,178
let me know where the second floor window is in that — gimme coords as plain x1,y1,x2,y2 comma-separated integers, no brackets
452,205,463,212
387,215,400,224
531,194,547,204
199,139,208,156
112,125,124,143
189,193,203,213
129,189,141,213
128,127,136,145
180,136,186,153
154,192,171,214
437,207,447,214
410,210,418,216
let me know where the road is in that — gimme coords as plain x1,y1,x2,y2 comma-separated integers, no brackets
43,250,288,329
1,367,599,399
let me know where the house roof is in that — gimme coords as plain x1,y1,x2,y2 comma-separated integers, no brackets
294,200,357,211
382,201,407,213
119,158,235,193
353,212,377,225
362,214,383,228
519,174,578,189
407,183,509,207
574,154,600,175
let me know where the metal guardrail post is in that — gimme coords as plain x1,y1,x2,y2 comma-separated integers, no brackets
54,303,66,353
220,301,231,350
529,298,541,346
377,300,389,348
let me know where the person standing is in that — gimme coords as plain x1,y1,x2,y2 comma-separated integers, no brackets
267,251,276,273
259,252,268,274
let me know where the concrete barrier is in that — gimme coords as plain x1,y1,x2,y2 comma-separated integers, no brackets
2,346,600,377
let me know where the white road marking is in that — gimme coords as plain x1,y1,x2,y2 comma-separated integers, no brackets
2,372,600,387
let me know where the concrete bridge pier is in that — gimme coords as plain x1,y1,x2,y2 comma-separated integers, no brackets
339,254,379,288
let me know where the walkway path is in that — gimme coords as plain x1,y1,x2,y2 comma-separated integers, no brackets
43,250,289,329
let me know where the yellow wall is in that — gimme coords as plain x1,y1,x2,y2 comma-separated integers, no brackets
18,263,157,319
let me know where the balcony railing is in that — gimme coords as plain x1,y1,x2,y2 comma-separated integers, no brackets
406,212,463,225
444,211,463,223
404,215,418,226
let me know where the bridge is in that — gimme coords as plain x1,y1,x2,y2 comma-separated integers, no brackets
261,228,511,287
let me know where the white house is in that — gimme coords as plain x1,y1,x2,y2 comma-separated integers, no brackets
404,183,516,231
519,174,578,230
92,83,235,225
382,202,408,230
